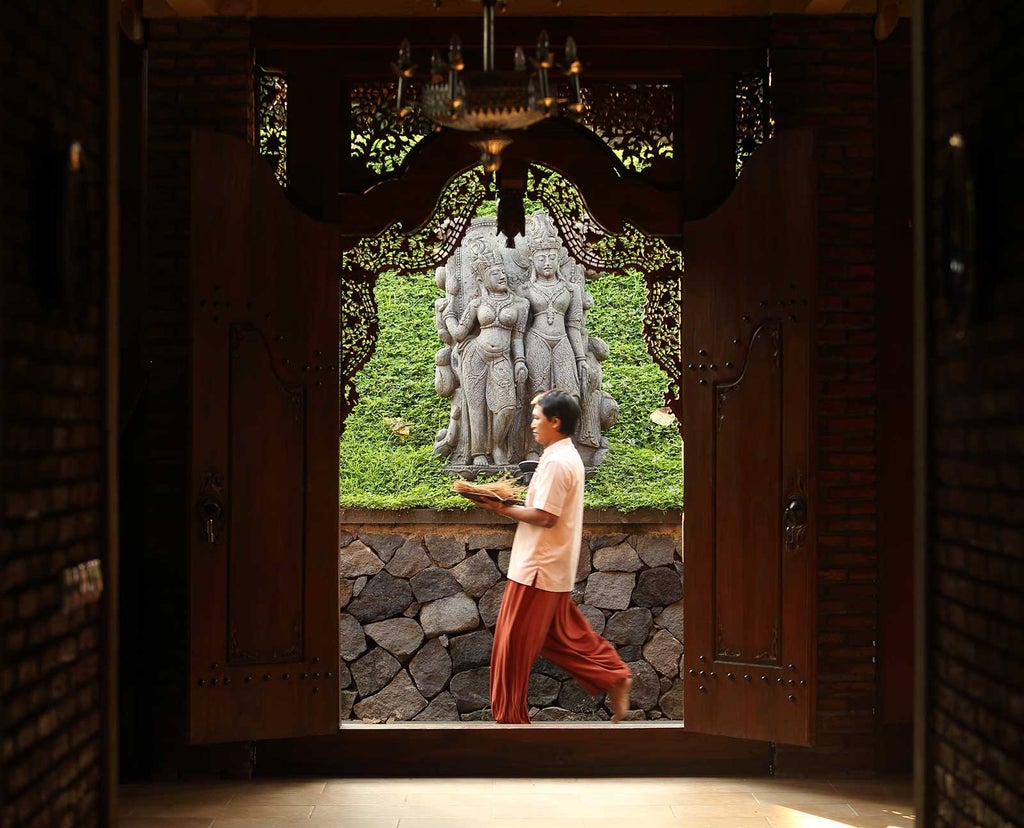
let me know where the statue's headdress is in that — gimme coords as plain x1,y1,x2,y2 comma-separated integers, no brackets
467,237,504,280
525,212,564,256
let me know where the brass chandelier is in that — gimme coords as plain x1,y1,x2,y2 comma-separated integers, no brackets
393,0,583,172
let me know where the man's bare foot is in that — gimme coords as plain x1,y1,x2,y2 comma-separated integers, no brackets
610,675,632,723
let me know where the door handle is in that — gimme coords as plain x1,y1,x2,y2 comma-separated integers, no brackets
198,497,223,543
784,495,807,552
196,472,225,544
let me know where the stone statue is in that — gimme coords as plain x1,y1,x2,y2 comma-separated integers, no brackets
518,214,588,406
434,212,618,472
433,222,530,467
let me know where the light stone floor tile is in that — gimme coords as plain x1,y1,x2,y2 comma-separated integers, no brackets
130,804,316,820
120,820,214,828
755,803,860,819
753,791,863,807
847,802,916,819
226,787,330,806
311,802,413,817
210,821,318,826
488,795,677,821
762,803,915,827
120,776,914,828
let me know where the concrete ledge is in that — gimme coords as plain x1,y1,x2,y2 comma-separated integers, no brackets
339,507,683,526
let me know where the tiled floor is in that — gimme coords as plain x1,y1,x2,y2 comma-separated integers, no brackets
119,776,915,827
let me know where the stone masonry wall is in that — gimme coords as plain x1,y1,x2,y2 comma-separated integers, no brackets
339,511,684,723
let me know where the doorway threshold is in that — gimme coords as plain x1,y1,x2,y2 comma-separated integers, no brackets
255,723,769,778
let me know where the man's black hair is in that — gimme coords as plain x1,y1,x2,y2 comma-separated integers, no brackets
536,390,580,436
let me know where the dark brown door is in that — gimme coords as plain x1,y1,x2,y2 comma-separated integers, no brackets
682,130,816,746
189,130,340,743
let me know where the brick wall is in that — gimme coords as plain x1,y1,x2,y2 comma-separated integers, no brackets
0,2,109,825
925,1,1024,823
769,16,886,773
128,16,254,773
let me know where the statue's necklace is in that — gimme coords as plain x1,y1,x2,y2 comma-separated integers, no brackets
486,292,515,317
534,281,566,325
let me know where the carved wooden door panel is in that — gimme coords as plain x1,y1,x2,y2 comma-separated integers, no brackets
682,130,816,746
189,130,339,743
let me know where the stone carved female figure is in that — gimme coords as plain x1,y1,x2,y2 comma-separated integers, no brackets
519,219,588,406
444,249,529,466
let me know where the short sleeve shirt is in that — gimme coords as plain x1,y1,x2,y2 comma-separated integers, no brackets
507,437,585,593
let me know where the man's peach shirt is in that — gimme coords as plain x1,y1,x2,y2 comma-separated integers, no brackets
506,437,584,593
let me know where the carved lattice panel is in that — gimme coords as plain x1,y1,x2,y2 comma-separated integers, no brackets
350,80,674,181
573,82,675,174
644,269,684,412
527,165,682,274
736,71,773,177
341,168,489,276
350,83,434,177
257,67,288,187
338,271,378,430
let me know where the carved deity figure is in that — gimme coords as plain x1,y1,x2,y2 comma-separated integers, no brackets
434,212,618,471
518,215,588,406
445,246,529,465
433,223,530,467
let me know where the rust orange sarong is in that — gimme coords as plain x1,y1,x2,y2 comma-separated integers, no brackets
490,579,632,724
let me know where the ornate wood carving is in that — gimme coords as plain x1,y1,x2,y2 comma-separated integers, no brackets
339,270,378,432
342,168,490,275
350,82,433,177
257,67,288,187
574,82,675,175
735,71,772,177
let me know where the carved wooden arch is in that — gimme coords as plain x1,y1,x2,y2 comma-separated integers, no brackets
334,119,683,239
333,118,686,432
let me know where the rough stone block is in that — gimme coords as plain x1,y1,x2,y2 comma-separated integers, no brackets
353,671,427,722
636,534,678,567
386,539,431,578
631,567,683,608
409,638,452,698
420,593,480,637
338,540,385,578
593,542,643,572
643,628,683,677
357,533,405,563
339,613,367,662
654,599,684,640
584,571,636,610
350,646,402,697
604,607,653,646
364,618,425,661
452,551,501,598
478,580,507,628
527,673,560,706
347,572,415,623
450,629,494,672
413,691,460,721
410,567,461,603
450,666,491,712
424,534,467,568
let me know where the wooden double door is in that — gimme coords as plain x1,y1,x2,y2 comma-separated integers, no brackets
187,126,816,757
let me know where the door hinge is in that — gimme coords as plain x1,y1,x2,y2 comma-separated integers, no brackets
768,741,777,777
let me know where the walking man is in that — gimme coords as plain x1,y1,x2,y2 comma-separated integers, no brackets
472,390,633,724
